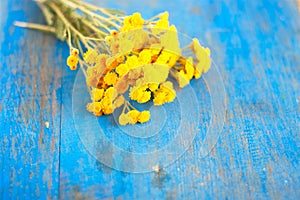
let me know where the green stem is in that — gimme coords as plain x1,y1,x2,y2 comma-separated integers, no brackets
49,2,90,48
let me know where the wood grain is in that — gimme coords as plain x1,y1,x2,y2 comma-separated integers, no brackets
1,0,300,199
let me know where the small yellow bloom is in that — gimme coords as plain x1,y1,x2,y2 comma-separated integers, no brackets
84,49,98,64
71,48,79,56
153,90,166,106
102,105,114,115
161,81,176,102
154,12,169,29
148,83,159,92
66,55,79,70
191,38,211,74
160,25,181,55
116,63,129,76
104,72,118,86
129,85,150,103
119,38,134,55
138,49,153,65
129,86,143,101
91,88,104,101
138,91,151,103
177,71,190,88
128,110,140,124
121,12,144,32
86,102,102,116
104,87,117,100
140,64,169,84
138,111,150,123
119,113,129,125
153,81,176,105
126,55,139,70
113,95,125,108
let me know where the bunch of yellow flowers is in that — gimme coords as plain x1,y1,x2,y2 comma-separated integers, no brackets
14,0,211,126
66,11,211,125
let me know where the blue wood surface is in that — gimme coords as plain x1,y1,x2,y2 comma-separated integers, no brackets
1,0,300,199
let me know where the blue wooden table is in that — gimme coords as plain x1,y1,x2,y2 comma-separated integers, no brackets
1,0,300,199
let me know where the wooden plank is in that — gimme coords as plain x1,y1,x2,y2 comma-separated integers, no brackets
0,0,62,199
1,0,299,199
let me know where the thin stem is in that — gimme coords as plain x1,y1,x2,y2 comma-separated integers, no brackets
67,28,72,48
71,11,109,36
127,101,137,110
61,0,121,29
14,21,55,33
121,102,127,113
75,37,84,56
93,18,114,32
84,37,105,41
72,0,123,23
49,2,90,48
181,45,192,51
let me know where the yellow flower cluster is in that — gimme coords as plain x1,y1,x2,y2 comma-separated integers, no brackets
81,12,211,125
119,110,150,125
121,12,144,32
86,86,124,116
66,48,79,70
153,82,176,105
191,38,211,79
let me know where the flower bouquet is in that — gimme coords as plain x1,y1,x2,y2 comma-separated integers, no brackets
15,0,211,125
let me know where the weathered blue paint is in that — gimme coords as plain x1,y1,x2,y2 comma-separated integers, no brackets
1,0,300,199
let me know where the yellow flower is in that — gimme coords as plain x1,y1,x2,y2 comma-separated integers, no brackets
102,105,114,115
126,55,139,70
104,86,117,100
185,57,194,80
131,29,149,50
121,12,144,32
154,12,169,29
128,67,142,80
153,90,166,105
157,12,169,28
71,48,79,56
95,54,108,69
148,83,159,92
131,12,144,27
160,25,181,55
155,51,170,65
86,102,102,116
119,38,134,55
91,88,104,101
104,72,118,86
153,81,176,105
119,113,129,125
161,81,176,102
129,85,151,103
139,64,169,85
194,69,202,79
66,55,79,70
84,49,98,64
176,71,190,88
116,63,129,76
138,91,151,103
138,49,153,65
191,38,211,74
138,111,150,123
113,95,125,108
174,57,194,88
128,110,140,124
151,12,170,35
